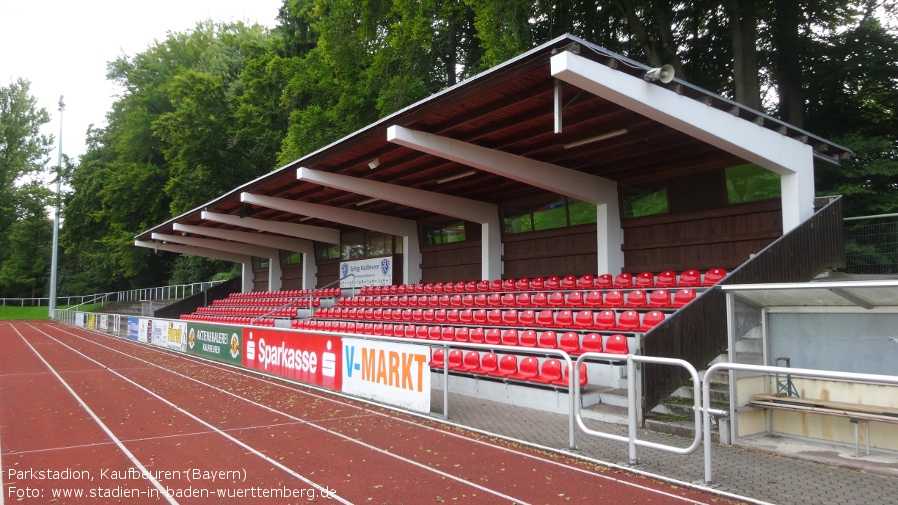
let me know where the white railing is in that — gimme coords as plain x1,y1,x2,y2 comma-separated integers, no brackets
2,281,225,308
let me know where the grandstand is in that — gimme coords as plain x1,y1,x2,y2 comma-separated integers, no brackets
136,35,851,425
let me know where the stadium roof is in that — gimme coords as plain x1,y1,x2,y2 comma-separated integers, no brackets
136,33,853,244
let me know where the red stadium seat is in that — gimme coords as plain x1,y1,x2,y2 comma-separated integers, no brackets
532,292,549,307
604,290,625,307
605,334,630,355
501,329,519,346
461,351,481,372
515,278,530,290
554,310,574,327
581,333,603,353
469,327,486,343
560,275,577,289
678,269,701,286
462,294,475,307
518,309,536,327
448,349,464,370
583,291,604,308
703,268,727,285
656,270,677,287
446,309,460,323
519,329,538,347
635,272,655,287
672,288,697,307
530,277,545,290
455,327,470,342
503,309,520,326
537,331,558,348
624,290,648,308
536,309,555,327
459,309,474,324
595,274,613,288
531,358,563,384
594,310,617,330
415,325,429,339
613,273,633,288
648,289,672,308
472,309,488,324
441,326,456,341
559,332,581,353
491,354,519,377
474,294,488,307
553,363,589,388
501,293,516,306
547,291,566,307
487,309,504,325
573,310,595,329
616,310,641,331
503,279,516,291
487,293,502,306
429,348,445,367
507,356,540,381
577,274,595,288
641,311,665,330
544,276,561,290
489,279,503,291
476,352,499,374
566,291,584,307
516,292,532,307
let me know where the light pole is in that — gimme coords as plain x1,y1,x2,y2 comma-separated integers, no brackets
48,95,63,317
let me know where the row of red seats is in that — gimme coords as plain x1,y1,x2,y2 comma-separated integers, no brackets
358,269,726,296
337,288,696,310
230,287,341,298
312,306,664,332
292,319,632,353
196,306,297,317
212,296,322,308
180,314,277,326
430,350,591,388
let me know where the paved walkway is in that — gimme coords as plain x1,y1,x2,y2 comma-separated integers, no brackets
433,390,898,505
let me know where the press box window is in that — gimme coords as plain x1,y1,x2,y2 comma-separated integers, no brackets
423,220,466,245
726,163,780,203
622,184,669,218
502,198,596,234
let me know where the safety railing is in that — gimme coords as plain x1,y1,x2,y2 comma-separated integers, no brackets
573,353,709,465
701,363,898,485
52,309,123,338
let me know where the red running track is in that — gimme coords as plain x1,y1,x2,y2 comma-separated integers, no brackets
1,321,745,504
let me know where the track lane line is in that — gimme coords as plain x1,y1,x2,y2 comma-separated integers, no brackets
19,323,354,505
29,322,537,505
42,322,736,504
8,324,178,505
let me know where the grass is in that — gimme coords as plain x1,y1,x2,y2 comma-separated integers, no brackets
0,303,106,320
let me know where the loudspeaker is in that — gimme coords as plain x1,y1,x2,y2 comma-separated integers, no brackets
644,64,675,83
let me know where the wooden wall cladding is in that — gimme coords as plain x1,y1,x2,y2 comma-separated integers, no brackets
421,242,483,283
252,268,269,292
502,225,598,279
622,200,783,272
280,264,304,290
316,260,340,289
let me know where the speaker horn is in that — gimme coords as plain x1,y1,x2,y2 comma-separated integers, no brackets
644,64,675,84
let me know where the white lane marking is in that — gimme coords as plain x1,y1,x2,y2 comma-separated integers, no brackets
37,323,535,505
23,325,352,505
9,325,178,505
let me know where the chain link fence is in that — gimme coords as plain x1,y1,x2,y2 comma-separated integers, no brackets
844,214,898,274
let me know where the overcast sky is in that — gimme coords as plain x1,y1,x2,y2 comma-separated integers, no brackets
2,0,284,161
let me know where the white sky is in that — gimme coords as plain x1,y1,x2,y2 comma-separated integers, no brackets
1,0,284,162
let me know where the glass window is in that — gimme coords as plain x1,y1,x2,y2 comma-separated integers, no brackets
251,256,269,269
423,220,466,245
314,242,340,260
367,232,392,257
533,198,568,231
568,199,598,226
503,206,533,234
280,251,302,265
341,231,365,260
622,184,669,218
726,163,781,204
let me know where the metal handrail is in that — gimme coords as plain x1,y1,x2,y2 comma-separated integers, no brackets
249,274,357,325
574,352,704,465
701,363,898,485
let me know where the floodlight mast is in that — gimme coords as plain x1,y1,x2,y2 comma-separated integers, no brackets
48,96,63,317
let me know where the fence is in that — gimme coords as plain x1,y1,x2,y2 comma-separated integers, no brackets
1,281,225,308
844,213,898,274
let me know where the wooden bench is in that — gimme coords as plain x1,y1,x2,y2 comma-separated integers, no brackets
749,394,898,456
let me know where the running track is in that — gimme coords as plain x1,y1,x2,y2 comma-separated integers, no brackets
1,321,745,504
